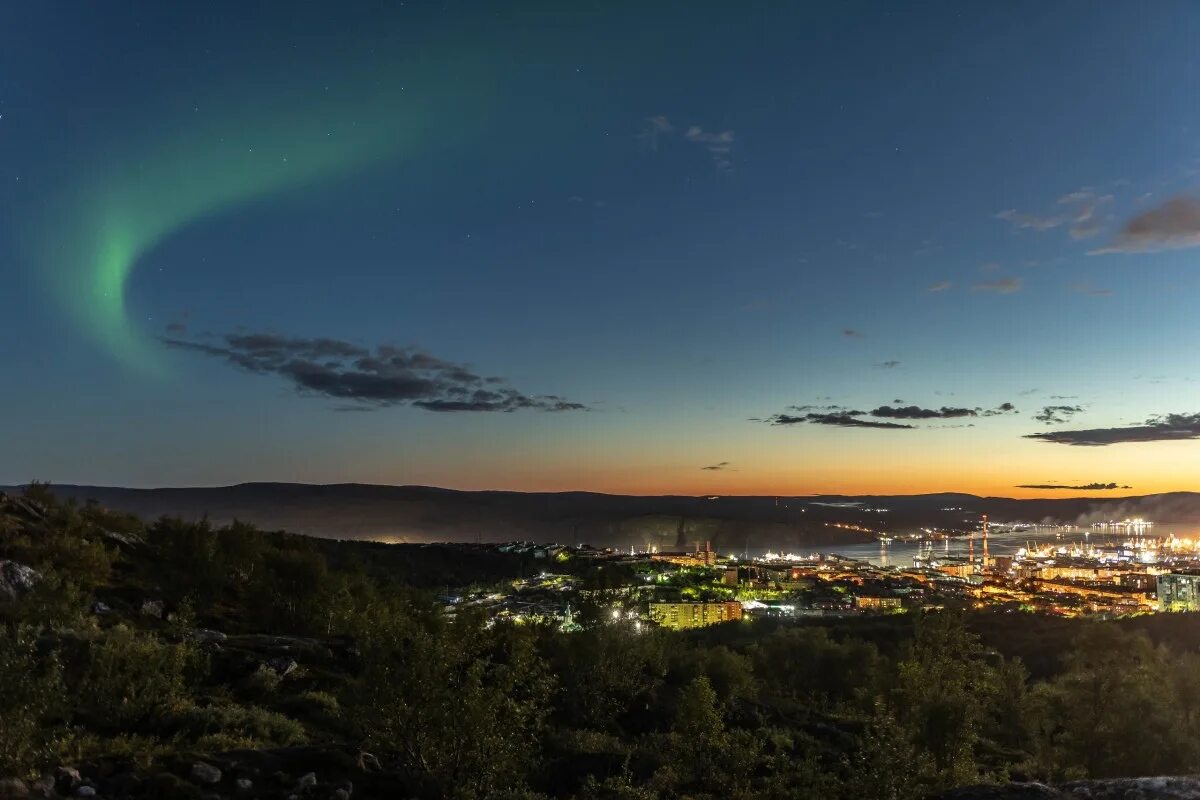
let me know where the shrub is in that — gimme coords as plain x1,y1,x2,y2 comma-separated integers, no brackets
0,627,64,776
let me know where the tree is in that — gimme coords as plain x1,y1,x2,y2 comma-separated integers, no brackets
1029,624,1195,779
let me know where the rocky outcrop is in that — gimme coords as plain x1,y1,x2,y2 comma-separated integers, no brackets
931,776,1200,799
0,560,40,601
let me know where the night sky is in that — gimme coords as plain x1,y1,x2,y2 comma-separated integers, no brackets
5,2,1200,496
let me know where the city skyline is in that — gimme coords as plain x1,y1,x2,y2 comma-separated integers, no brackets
5,2,1200,496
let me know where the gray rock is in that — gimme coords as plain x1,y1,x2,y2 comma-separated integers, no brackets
29,774,55,798
189,628,227,644
189,762,222,785
294,772,316,791
91,601,111,615
0,560,40,601
332,790,350,800
930,777,1200,799
99,529,142,547
357,752,381,773
235,778,253,793
0,777,29,799
53,767,81,794
268,657,299,677
74,787,95,798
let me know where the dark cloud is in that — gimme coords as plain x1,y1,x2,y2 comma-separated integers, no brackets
983,402,1018,416
1034,405,1084,424
163,332,588,413
1024,413,1200,446
164,322,187,335
701,461,732,471
1091,195,1200,254
875,360,901,369
766,410,914,429
870,405,978,420
842,329,862,338
1016,483,1131,491
763,401,1015,429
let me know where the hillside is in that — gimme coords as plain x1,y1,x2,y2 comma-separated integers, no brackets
8,483,1200,547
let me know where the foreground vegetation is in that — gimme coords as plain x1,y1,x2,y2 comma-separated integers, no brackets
4,485,1200,799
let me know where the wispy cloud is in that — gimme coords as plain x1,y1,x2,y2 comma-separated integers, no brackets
1024,412,1200,446
972,277,1023,294
842,328,862,338
927,281,952,293
996,188,1113,239
701,461,733,471
637,115,673,152
875,360,901,369
1068,282,1113,296
1090,195,1200,254
163,331,588,413
640,116,735,173
684,125,735,173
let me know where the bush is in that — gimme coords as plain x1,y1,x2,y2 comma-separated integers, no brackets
0,627,64,777
169,703,307,748
77,626,199,732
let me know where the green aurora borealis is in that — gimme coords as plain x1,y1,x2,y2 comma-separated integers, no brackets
33,48,482,373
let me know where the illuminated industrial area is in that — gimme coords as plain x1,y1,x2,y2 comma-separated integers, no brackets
448,516,1200,630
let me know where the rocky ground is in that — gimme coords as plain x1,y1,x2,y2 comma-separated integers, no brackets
931,777,1200,799
0,746,408,799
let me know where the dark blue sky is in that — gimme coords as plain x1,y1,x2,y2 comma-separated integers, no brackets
4,2,1200,494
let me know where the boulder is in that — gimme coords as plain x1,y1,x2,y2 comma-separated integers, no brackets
53,767,81,794
0,561,40,601
293,772,317,792
140,598,165,618
74,787,95,798
189,628,228,645
91,601,111,615
268,657,299,677
189,763,222,786
235,778,253,793
0,778,29,799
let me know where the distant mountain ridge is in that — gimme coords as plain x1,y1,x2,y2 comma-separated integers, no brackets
4,483,1199,550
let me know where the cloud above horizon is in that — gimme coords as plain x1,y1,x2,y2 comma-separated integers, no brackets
162,331,589,413
701,461,732,471
1091,195,1200,254
1015,482,1131,490
762,402,1016,429
1024,412,1200,446
1034,405,1084,424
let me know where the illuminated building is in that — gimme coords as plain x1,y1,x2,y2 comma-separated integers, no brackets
1158,573,1200,612
854,594,901,611
649,601,743,630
